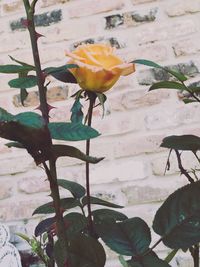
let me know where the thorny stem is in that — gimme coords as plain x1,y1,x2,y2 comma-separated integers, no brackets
174,149,199,266
85,92,96,236
174,149,195,183
190,245,199,267
23,1,68,266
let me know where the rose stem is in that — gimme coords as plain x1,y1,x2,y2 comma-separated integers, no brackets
23,1,68,265
85,92,96,236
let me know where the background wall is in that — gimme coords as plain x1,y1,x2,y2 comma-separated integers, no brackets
0,0,200,266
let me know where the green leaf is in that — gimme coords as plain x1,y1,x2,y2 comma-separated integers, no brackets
64,213,88,237
44,65,77,83
92,209,128,222
0,108,50,164
32,198,80,215
8,75,38,88
14,112,45,129
68,234,106,267
140,252,171,267
9,55,35,70
182,98,198,104
5,142,25,149
54,240,68,267
0,64,33,74
132,59,162,69
119,255,130,267
82,196,123,208
149,81,186,91
57,179,85,198
161,135,200,151
35,217,56,237
70,98,83,124
52,144,104,164
95,217,151,256
17,233,30,243
20,88,29,106
153,181,200,250
165,249,178,263
44,64,78,74
48,122,100,141
96,93,107,117
133,59,187,82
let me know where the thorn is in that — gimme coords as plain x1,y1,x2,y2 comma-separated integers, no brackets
35,31,45,40
35,104,56,115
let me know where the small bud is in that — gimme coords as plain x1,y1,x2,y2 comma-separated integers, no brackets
21,19,31,28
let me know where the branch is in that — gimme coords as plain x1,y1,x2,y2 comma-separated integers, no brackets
175,149,195,183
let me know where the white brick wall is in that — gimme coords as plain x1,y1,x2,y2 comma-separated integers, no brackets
0,0,200,266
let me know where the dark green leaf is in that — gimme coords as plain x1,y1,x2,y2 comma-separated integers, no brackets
95,217,151,256
44,64,78,74
0,108,13,122
14,112,45,129
0,108,50,164
96,93,107,117
135,251,171,267
68,234,106,267
0,64,33,74
5,142,24,149
153,181,200,250
52,144,104,163
44,65,77,83
82,196,123,208
8,75,37,88
182,98,198,104
20,88,29,106
57,179,85,198
127,252,171,267
48,122,100,141
132,59,187,82
149,81,186,91
54,240,67,267
32,198,80,215
119,255,131,267
9,55,35,70
35,217,56,237
92,209,128,222
64,213,87,237
161,135,200,151
132,59,162,69
70,98,83,124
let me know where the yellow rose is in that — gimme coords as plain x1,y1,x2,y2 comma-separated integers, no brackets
65,44,135,93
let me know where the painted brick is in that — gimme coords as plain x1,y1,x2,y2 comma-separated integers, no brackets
151,151,199,176
10,9,62,31
105,8,157,29
1,0,23,15
13,85,69,107
120,90,170,110
135,19,197,44
39,0,70,8
173,39,200,57
166,1,200,17
131,0,157,4
138,61,199,85
67,0,124,18
89,159,147,184
0,182,12,200
0,156,34,176
18,176,49,194
70,36,126,51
